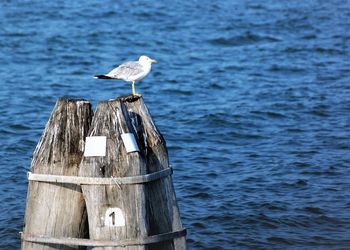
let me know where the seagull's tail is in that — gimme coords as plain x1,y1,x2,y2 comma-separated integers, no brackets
94,74,113,79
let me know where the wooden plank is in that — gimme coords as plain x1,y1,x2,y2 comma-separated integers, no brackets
22,98,93,250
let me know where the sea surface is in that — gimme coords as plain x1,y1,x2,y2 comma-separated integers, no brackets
1,0,350,249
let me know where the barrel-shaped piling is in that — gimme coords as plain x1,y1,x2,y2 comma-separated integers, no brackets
21,96,186,249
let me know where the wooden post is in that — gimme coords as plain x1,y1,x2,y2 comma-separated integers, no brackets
79,95,186,249
22,98,93,250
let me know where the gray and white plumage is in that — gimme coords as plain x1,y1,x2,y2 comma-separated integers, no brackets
94,55,157,82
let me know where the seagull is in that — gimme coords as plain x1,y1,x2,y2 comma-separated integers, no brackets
94,55,157,96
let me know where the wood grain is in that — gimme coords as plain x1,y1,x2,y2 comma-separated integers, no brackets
80,95,186,249
22,98,93,250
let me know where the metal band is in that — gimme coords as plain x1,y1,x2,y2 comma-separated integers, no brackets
27,168,172,185
21,228,186,247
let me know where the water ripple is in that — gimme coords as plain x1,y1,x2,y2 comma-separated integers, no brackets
209,32,280,47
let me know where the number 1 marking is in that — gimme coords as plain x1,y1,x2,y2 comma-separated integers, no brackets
109,211,115,225
104,207,125,227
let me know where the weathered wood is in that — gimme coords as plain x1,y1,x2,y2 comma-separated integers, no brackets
122,96,186,250
79,98,148,250
22,98,93,250
79,95,186,249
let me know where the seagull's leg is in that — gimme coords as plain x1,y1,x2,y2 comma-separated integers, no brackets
132,81,136,95
132,81,142,97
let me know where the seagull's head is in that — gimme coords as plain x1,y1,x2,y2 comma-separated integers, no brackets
139,55,157,64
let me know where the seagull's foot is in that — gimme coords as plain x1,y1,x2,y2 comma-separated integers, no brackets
133,93,142,97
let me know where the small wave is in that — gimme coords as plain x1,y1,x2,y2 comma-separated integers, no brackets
162,88,193,95
227,131,266,140
191,222,206,229
135,10,167,18
302,206,325,214
223,65,246,71
280,179,308,188
314,47,344,55
267,236,291,244
208,32,280,47
314,215,342,225
259,202,288,211
268,64,306,73
307,109,329,117
335,144,350,150
241,176,264,183
3,31,38,37
302,34,317,40
295,179,308,186
46,35,65,44
286,128,304,133
188,192,211,199
8,124,31,131
0,127,19,135
208,82,225,89
283,46,344,55
199,113,238,127
247,4,266,10
250,110,287,119
206,171,218,178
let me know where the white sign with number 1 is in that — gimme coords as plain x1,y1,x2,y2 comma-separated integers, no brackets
105,207,125,227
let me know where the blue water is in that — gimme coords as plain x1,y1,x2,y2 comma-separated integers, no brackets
1,0,350,249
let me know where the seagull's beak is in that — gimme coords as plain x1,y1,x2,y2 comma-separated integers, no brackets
150,59,157,63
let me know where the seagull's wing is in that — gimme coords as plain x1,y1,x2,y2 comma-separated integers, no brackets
107,61,144,80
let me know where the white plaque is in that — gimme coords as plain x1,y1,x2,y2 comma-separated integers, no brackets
84,136,107,157
121,133,139,153
105,207,125,227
